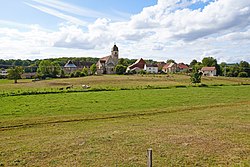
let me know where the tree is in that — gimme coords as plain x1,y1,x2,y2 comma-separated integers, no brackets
74,70,82,77
190,59,198,67
8,66,23,83
60,69,65,78
202,57,217,67
51,61,61,78
90,64,97,75
166,59,176,64
82,67,89,76
238,72,248,78
239,61,249,68
190,72,202,84
118,58,128,66
37,60,53,78
115,64,126,75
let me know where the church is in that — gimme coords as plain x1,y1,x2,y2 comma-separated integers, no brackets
96,44,119,75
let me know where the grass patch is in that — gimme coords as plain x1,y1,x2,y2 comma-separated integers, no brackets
0,76,250,166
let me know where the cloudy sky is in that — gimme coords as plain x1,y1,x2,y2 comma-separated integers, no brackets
0,0,249,63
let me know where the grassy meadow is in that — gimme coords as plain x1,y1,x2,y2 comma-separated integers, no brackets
0,75,250,166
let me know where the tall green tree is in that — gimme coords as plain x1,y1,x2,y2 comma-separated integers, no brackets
8,66,23,83
90,64,97,75
239,61,249,68
51,61,61,77
190,59,198,67
37,60,53,78
82,67,89,76
202,57,217,67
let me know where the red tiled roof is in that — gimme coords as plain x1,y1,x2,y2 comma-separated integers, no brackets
178,63,189,69
162,63,171,69
128,58,146,69
146,64,158,67
201,67,216,71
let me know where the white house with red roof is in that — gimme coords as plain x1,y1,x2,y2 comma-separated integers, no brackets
200,67,217,76
96,44,119,74
162,62,178,73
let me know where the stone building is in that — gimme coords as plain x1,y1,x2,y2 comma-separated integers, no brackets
64,60,77,74
96,44,119,74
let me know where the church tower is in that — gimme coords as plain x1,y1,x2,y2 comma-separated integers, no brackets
111,43,119,59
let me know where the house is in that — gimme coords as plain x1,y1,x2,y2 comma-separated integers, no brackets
0,69,8,78
177,63,189,72
96,44,119,74
200,67,217,76
21,72,37,79
157,62,166,71
162,62,178,73
64,60,77,74
144,64,158,73
126,58,146,73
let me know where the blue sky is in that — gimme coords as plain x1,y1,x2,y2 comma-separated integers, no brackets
0,0,249,63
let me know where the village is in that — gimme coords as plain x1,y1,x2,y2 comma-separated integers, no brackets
1,44,231,81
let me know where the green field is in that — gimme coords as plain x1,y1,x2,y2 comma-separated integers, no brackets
0,75,250,166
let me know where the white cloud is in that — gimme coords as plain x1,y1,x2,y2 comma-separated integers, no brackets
24,2,88,26
26,0,130,21
1,0,250,63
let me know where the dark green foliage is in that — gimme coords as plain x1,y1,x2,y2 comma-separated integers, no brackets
238,72,248,78
82,67,89,76
118,58,128,66
115,64,127,75
74,70,82,77
167,59,176,64
190,59,198,67
37,60,61,78
202,57,217,67
139,70,146,74
7,66,23,83
90,64,97,75
190,72,202,84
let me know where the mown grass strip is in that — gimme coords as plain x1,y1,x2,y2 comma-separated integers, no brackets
1,83,249,97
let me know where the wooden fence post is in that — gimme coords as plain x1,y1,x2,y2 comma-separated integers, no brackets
147,148,152,167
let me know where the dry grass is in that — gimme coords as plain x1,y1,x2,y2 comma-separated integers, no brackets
0,75,250,92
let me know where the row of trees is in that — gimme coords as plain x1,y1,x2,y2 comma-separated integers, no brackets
190,57,249,77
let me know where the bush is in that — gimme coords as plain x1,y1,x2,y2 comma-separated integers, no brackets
190,72,202,84
74,70,81,77
238,72,248,78
115,65,127,75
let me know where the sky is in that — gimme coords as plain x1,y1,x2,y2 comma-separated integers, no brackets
0,0,250,63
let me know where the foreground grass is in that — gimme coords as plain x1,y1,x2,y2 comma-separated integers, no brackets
0,86,250,166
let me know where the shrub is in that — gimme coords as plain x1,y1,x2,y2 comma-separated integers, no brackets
115,65,127,75
238,72,248,78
